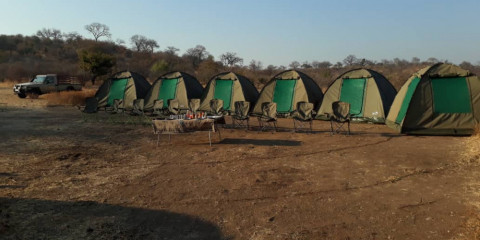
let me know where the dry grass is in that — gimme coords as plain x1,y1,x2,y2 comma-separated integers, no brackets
0,80,16,88
43,89,96,106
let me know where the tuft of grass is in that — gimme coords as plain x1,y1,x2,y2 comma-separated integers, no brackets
43,89,96,106
0,80,17,88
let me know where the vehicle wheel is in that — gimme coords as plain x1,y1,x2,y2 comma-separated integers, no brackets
27,89,40,99
66,87,74,91
17,93,26,98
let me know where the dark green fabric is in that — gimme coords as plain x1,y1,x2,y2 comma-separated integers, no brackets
273,80,296,113
339,78,366,116
107,78,128,106
213,80,234,110
431,77,471,113
158,78,178,108
396,77,421,123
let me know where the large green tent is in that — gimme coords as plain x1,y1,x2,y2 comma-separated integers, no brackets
252,70,323,117
316,68,397,123
386,63,480,135
95,71,151,110
199,72,259,113
143,71,203,111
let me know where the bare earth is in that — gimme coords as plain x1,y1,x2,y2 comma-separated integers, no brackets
0,87,479,239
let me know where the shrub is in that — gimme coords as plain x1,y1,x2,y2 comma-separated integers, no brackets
42,89,96,106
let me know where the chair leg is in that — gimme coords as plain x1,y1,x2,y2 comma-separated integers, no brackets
330,120,334,135
348,121,351,135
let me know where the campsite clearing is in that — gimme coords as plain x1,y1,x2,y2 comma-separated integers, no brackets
0,87,479,239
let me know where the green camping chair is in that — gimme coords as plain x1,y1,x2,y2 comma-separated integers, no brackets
330,101,351,135
292,102,314,133
232,101,250,129
257,102,277,132
189,99,201,113
168,99,180,115
209,99,224,116
131,99,144,116
152,99,164,116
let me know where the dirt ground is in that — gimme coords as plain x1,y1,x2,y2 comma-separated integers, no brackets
0,87,479,239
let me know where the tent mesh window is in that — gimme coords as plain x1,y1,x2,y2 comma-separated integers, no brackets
339,78,366,117
213,80,234,110
273,79,296,113
158,78,178,108
431,77,471,113
396,77,421,123
107,78,129,107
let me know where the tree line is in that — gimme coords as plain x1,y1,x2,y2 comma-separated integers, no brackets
1,22,480,90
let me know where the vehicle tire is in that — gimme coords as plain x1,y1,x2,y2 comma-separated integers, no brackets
66,86,74,91
17,93,26,98
27,89,40,99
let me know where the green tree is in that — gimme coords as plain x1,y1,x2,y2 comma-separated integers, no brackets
150,59,169,76
78,50,116,85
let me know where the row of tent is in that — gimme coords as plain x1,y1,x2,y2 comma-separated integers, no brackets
92,63,480,135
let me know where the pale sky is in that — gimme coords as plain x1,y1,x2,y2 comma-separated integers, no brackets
1,0,479,66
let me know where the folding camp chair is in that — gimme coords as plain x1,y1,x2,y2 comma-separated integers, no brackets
209,99,224,116
189,99,201,113
232,101,250,129
292,102,314,132
330,101,351,135
131,99,144,115
152,99,164,116
257,102,277,132
168,99,180,115
83,97,98,113
113,99,125,114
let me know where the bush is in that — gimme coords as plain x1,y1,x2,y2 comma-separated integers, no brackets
42,89,96,106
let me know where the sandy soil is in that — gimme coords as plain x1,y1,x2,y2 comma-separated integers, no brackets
0,86,479,239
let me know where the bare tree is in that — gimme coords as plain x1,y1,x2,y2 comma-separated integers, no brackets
36,28,63,40
248,60,263,72
130,35,159,53
301,61,312,69
312,61,332,69
165,46,179,56
343,55,359,66
183,45,210,68
63,32,82,42
220,52,243,67
85,22,111,42
115,38,125,45
289,61,300,69
411,57,421,64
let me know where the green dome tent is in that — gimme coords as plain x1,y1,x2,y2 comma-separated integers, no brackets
143,71,203,111
315,68,397,123
386,63,480,135
252,70,323,117
199,72,259,113
95,71,151,110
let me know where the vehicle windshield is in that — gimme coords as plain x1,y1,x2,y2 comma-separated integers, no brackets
31,76,46,83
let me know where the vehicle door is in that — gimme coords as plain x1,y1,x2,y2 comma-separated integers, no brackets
43,76,57,93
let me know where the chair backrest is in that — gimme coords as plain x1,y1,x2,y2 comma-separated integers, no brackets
234,101,250,118
168,99,180,115
133,99,144,113
332,101,350,122
189,99,200,113
296,102,314,120
261,102,277,120
210,99,224,115
83,97,98,113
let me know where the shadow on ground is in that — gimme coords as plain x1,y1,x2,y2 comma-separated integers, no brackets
0,197,227,240
219,138,302,146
